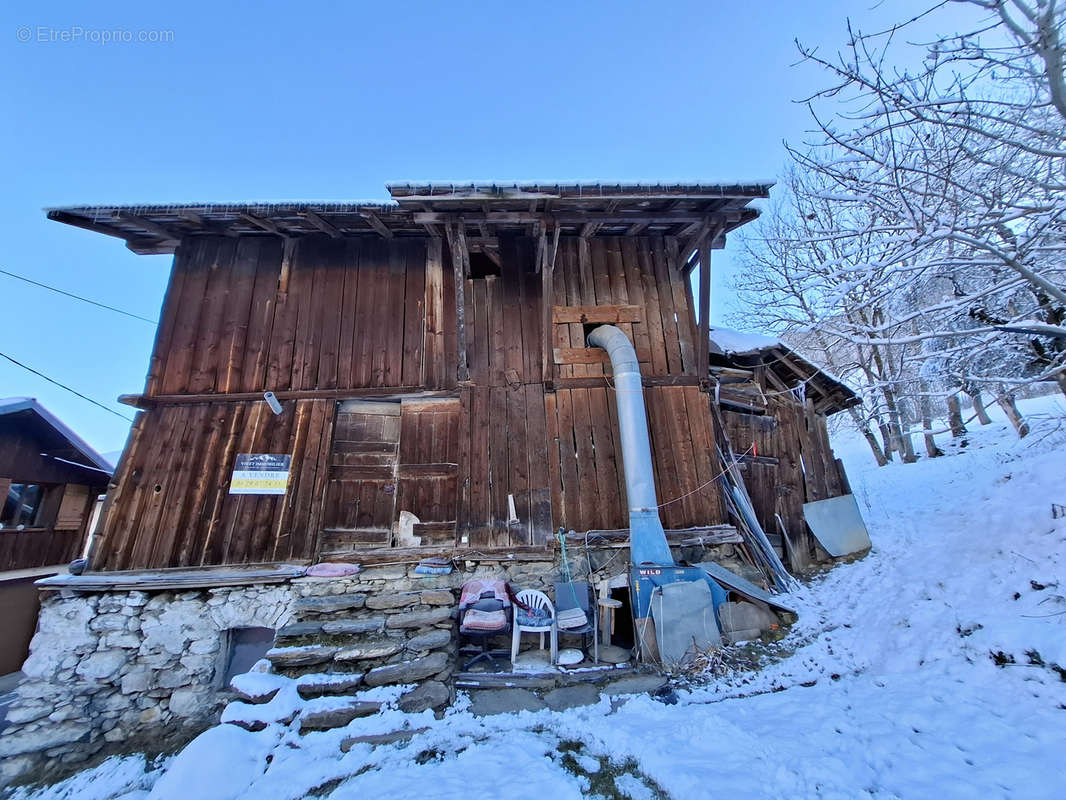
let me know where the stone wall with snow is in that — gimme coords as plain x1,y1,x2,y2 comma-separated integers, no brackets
0,540,745,785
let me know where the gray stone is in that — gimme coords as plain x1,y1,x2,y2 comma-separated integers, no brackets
543,684,602,711
0,722,90,757
358,565,407,581
296,674,364,699
103,632,142,649
386,607,452,629
232,684,281,705
718,601,778,634
341,727,429,751
120,669,152,695
75,650,127,680
397,681,450,713
602,675,668,696
322,617,386,635
168,688,213,717
266,645,337,667
468,688,547,716
293,594,367,614
299,701,381,732
406,629,452,651
725,628,762,644
226,718,267,732
90,613,128,632
139,707,162,724
363,652,449,687
334,641,403,662
419,589,455,606
276,622,323,638
5,701,52,725
598,644,633,664
365,593,419,610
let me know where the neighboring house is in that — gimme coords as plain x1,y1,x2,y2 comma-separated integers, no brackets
0,397,112,675
708,328,860,566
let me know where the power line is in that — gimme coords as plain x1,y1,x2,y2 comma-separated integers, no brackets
0,267,158,325
0,351,134,422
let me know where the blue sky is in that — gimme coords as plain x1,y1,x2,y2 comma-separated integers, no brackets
0,0,977,454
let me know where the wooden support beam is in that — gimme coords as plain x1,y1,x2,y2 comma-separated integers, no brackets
551,375,700,390
299,210,343,239
120,386,452,408
554,346,651,365
553,304,643,324
239,213,286,236
46,210,135,242
361,211,394,239
445,222,471,381
113,213,181,243
696,235,711,382
414,211,712,226
625,222,649,236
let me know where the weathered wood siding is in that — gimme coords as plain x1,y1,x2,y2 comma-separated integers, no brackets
723,397,851,566
0,421,103,571
95,399,336,569
98,233,729,570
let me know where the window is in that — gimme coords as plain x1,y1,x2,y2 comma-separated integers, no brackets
468,251,501,279
219,626,275,686
2,483,45,528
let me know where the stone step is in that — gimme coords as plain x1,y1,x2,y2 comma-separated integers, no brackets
298,700,381,733
296,673,365,700
455,664,634,690
341,726,429,752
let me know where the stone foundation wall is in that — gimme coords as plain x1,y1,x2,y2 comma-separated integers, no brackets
0,541,745,784
0,583,296,783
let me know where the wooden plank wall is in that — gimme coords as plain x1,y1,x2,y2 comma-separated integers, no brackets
550,237,698,380
103,232,729,568
94,400,335,571
723,397,852,566
146,235,455,396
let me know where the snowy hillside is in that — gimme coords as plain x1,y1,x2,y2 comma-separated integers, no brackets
11,395,1066,800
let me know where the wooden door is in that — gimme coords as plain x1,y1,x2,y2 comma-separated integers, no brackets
321,400,401,549
396,398,460,546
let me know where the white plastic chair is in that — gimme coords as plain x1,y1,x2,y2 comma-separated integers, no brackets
510,589,558,666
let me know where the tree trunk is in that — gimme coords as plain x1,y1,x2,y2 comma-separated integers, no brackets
1055,370,1066,401
920,393,943,458
878,421,896,461
946,394,968,441
848,408,888,466
969,391,993,425
996,389,1030,438
893,412,918,463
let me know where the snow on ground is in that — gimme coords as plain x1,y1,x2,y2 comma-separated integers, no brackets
9,395,1066,800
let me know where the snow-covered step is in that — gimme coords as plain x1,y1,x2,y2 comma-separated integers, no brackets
298,698,381,733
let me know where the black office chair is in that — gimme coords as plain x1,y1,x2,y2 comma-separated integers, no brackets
459,593,513,670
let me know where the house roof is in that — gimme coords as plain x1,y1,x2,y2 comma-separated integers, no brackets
0,397,114,474
45,181,772,255
707,327,859,415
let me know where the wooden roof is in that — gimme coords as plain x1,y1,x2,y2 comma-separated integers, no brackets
707,335,860,416
46,181,771,255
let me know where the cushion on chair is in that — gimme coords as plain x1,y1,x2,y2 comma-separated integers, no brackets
460,608,508,632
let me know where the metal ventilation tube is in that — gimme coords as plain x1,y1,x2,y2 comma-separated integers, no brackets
586,325,674,566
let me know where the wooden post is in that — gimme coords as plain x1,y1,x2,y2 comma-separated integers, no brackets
696,236,711,382
541,225,560,385
446,222,471,382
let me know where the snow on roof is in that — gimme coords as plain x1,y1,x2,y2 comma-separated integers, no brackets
707,326,781,356
0,397,114,473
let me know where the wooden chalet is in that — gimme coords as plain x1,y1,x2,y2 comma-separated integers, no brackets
1,397,112,674
48,183,780,573
0,397,111,571
708,328,860,565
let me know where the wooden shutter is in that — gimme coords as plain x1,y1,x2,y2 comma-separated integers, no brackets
55,484,91,530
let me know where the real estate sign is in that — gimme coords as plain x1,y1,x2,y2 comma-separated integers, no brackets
229,454,292,495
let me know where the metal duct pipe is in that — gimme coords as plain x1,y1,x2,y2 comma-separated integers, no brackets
586,325,674,566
